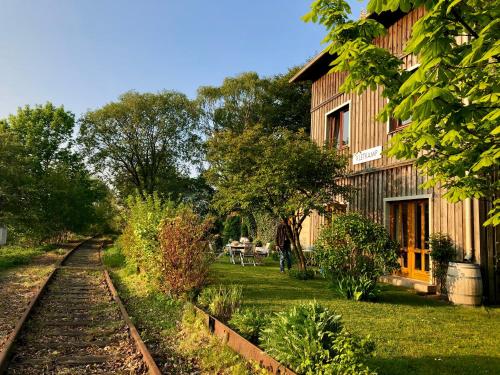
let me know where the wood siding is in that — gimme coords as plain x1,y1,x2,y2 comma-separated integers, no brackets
301,7,498,303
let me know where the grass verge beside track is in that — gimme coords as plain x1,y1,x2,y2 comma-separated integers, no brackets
103,244,254,375
0,244,63,272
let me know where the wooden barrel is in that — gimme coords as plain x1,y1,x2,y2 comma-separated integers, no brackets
446,262,482,306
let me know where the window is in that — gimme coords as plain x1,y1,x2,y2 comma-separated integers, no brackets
389,115,412,132
326,105,349,149
388,64,419,133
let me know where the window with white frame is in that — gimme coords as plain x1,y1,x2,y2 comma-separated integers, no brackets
326,104,350,149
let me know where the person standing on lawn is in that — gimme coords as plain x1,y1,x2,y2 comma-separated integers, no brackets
276,219,292,273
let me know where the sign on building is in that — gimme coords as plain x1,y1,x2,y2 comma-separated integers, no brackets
353,146,382,165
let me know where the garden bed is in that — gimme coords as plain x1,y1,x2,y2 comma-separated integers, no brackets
210,258,500,375
191,304,295,375
103,244,260,375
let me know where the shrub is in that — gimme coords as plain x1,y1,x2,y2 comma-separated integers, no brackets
159,207,214,298
119,193,177,287
287,269,315,280
260,302,375,375
229,307,268,344
315,212,399,301
222,215,241,244
254,212,280,245
429,233,456,294
241,222,249,238
197,285,243,321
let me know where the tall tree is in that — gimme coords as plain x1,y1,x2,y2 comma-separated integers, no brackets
7,103,75,172
198,67,312,134
79,91,201,199
0,104,111,242
205,125,349,271
0,121,34,231
304,0,499,225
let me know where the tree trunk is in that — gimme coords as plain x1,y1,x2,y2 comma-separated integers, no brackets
285,223,307,271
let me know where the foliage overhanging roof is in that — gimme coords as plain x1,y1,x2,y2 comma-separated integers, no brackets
290,8,406,83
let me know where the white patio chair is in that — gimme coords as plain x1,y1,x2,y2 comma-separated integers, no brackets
240,243,257,266
255,242,270,257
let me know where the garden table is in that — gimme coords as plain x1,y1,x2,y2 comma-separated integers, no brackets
229,245,245,264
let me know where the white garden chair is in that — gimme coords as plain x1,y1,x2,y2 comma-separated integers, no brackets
240,243,257,266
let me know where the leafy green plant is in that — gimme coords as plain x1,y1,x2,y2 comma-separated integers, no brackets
229,307,268,344
260,302,375,375
429,233,456,294
287,269,315,280
241,222,249,238
222,215,241,244
315,212,399,301
254,212,280,245
303,0,499,225
119,193,177,287
0,104,114,244
336,274,379,302
197,285,243,321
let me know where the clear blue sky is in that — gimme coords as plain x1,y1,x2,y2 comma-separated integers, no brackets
0,0,365,119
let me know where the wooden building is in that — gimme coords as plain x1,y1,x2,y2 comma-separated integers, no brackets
291,8,499,303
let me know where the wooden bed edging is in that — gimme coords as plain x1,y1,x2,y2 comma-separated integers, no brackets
192,305,297,375
104,270,162,375
0,237,91,374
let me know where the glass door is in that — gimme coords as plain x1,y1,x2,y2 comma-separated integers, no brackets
411,200,430,281
389,199,430,282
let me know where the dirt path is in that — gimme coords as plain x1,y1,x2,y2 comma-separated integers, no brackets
0,242,79,353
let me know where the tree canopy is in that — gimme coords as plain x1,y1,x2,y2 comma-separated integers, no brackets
0,104,112,242
205,125,349,270
79,91,202,199
304,0,500,225
198,68,312,134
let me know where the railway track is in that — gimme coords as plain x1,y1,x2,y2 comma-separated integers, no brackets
0,238,161,375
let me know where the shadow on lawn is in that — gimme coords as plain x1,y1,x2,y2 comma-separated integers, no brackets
374,284,450,307
212,259,458,308
370,355,500,375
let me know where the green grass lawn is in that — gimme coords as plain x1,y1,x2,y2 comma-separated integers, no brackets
210,257,500,375
0,244,59,272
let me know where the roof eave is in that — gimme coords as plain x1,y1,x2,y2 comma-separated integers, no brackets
289,9,408,84
289,48,329,83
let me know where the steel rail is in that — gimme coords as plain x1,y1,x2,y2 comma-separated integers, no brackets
0,237,161,375
0,237,91,373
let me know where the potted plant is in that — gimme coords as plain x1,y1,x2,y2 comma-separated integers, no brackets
429,233,455,295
